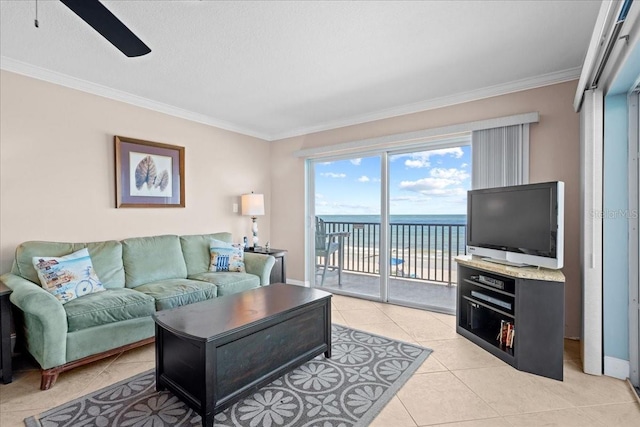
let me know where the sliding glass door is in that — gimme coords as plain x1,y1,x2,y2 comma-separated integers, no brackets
312,156,381,299
309,140,471,312
387,147,471,312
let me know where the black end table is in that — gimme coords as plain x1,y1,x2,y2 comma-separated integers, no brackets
245,247,287,284
0,281,13,384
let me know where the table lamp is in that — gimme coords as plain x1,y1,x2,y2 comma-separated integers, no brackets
241,192,265,248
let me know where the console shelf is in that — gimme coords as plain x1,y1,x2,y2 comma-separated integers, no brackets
463,279,515,298
462,295,514,319
456,256,565,380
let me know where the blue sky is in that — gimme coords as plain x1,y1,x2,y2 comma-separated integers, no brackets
315,145,471,215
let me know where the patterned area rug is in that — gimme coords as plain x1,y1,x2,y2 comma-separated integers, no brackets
25,324,432,427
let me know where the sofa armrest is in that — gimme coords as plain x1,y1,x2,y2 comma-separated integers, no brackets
0,273,68,369
244,253,276,286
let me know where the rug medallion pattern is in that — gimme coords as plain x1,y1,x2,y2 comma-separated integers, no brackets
26,324,432,427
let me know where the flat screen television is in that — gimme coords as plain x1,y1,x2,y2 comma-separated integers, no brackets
466,181,564,269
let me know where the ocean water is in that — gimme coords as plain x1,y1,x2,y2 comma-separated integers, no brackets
319,214,466,225
318,214,467,254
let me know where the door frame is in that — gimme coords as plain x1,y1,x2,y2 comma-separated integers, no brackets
628,90,639,387
580,89,605,376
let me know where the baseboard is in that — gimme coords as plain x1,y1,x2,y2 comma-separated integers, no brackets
604,355,630,380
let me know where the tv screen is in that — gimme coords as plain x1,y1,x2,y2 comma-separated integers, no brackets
467,181,564,269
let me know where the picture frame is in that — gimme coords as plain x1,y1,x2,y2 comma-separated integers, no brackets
115,136,185,208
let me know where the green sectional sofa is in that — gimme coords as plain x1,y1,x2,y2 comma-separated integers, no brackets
0,232,275,389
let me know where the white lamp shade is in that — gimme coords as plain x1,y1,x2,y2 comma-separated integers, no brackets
241,193,265,216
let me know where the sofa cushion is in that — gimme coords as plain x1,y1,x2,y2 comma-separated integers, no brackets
32,248,107,304
209,239,246,272
13,240,124,288
64,288,156,332
134,279,218,310
180,233,233,276
122,235,187,288
189,272,260,296
85,241,125,289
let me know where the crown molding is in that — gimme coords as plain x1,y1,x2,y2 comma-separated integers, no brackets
1,56,579,142
294,112,539,159
0,56,271,141
271,67,581,141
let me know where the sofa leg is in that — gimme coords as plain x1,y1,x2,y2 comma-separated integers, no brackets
40,369,60,390
34,337,154,390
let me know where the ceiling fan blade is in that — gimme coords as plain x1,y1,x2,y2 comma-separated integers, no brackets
60,0,151,57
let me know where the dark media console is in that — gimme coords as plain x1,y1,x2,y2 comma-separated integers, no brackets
456,256,565,381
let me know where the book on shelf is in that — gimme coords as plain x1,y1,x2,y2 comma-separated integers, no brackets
497,320,515,348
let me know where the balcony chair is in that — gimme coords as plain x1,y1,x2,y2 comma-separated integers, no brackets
315,218,342,286
390,257,405,276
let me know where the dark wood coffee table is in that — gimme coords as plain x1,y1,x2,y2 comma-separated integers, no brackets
152,283,332,427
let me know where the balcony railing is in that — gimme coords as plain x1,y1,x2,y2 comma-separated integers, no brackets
321,221,467,285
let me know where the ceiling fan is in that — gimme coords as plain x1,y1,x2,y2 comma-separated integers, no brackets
59,0,151,57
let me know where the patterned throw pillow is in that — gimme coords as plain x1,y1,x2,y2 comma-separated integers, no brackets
209,239,246,272
32,248,106,304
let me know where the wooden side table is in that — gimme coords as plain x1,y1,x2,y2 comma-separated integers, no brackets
245,247,287,284
0,281,13,384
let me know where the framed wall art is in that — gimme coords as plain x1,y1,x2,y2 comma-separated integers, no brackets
115,136,185,208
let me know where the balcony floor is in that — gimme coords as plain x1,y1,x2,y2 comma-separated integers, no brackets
316,270,457,314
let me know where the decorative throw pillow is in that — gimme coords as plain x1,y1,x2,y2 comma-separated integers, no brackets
209,239,246,272
32,248,106,304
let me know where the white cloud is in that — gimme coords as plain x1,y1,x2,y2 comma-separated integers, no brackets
430,168,470,181
405,158,430,168
399,178,467,196
350,158,362,165
461,163,468,168
402,147,464,169
391,195,430,203
430,147,464,158
400,177,456,192
425,188,467,196
320,172,346,178
390,192,468,214
358,175,370,182
399,167,469,196
315,200,379,215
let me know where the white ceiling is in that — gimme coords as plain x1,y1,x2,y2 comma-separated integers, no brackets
0,1,601,141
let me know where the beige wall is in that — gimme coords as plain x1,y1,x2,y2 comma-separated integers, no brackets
0,71,582,337
270,80,582,337
0,71,271,274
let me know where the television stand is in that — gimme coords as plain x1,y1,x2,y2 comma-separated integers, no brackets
456,256,565,380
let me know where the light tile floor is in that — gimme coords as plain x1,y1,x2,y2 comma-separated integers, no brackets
1,294,639,426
